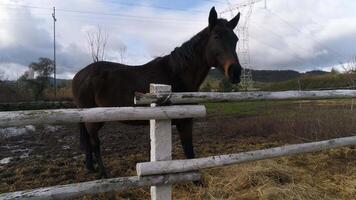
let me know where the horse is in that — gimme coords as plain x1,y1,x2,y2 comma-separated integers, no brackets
72,7,242,178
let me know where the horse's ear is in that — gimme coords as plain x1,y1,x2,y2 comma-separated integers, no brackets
227,12,240,29
209,7,218,30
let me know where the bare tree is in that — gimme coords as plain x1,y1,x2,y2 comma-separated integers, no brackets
339,56,356,89
87,26,109,62
340,56,356,74
119,45,127,63
18,57,54,100
0,70,4,81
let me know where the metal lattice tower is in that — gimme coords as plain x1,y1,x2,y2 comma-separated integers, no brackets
222,0,257,91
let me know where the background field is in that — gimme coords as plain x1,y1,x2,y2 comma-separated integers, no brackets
1,99,356,199
1,68,356,103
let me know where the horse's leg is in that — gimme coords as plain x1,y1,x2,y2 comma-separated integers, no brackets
85,122,108,178
80,123,95,171
176,118,195,159
176,118,204,186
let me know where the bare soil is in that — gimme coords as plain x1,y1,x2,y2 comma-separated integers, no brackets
1,101,356,199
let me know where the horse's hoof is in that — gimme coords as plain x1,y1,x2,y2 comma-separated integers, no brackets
193,180,205,187
96,172,108,179
85,164,96,172
98,170,109,179
85,168,97,174
101,174,108,179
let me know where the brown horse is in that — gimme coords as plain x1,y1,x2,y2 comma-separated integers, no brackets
72,7,242,178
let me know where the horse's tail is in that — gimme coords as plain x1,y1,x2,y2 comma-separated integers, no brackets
79,123,90,151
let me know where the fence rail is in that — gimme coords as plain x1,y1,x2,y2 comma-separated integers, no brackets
1,86,356,200
0,172,200,200
137,135,356,176
135,89,356,104
0,105,206,127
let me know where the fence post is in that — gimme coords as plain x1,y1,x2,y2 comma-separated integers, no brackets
150,84,172,200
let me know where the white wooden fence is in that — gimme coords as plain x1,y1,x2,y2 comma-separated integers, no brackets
1,84,356,200
135,89,356,104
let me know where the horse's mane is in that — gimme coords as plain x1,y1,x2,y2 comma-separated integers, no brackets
168,19,229,74
168,27,210,74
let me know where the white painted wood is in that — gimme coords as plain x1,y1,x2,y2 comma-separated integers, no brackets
0,172,200,200
149,84,172,200
0,105,206,127
134,90,356,104
137,135,356,176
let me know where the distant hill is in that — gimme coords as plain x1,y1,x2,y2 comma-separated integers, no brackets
259,72,356,91
251,70,300,82
48,77,71,86
304,70,329,76
208,68,330,83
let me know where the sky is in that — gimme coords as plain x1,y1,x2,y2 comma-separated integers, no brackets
0,0,356,80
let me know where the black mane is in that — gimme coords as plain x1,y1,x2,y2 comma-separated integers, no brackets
167,19,229,74
168,27,210,74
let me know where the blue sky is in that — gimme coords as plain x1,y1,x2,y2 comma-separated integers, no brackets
114,0,204,9
1,0,356,79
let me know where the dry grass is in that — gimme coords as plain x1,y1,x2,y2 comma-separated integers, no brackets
96,146,356,200
3,148,355,200
43,86,73,101
172,147,356,200
1,99,356,199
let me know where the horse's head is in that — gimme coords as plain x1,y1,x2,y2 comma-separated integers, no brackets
205,7,242,84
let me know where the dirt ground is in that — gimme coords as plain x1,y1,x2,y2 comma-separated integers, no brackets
1,100,356,199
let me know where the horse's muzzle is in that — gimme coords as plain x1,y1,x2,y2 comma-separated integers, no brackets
228,64,241,84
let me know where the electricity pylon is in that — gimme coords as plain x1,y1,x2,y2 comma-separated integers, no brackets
221,0,264,91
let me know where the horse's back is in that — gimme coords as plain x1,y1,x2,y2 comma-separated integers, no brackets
72,61,159,108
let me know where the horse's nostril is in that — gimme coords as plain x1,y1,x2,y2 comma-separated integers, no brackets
228,65,234,77
228,64,242,83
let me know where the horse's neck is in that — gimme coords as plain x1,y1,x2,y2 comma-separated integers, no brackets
186,59,211,91
167,30,211,91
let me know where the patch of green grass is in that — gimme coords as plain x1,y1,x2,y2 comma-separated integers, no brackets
204,99,355,116
205,101,262,116
204,100,290,116
259,73,356,91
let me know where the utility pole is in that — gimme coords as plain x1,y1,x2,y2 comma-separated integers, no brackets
52,7,57,99
264,0,267,9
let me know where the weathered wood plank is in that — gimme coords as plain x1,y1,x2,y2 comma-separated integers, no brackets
149,84,172,200
0,172,200,200
134,90,356,104
137,135,356,176
0,105,206,127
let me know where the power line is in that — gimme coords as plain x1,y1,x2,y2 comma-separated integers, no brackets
220,0,264,14
200,0,228,3
52,7,57,99
223,0,328,76
0,2,205,15
3,4,205,23
265,8,345,59
0,3,206,24
250,37,312,67
103,1,206,13
251,23,322,66
250,34,318,67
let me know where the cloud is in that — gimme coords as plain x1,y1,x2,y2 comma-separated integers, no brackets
0,62,28,80
0,0,356,80
0,0,54,78
246,0,356,71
